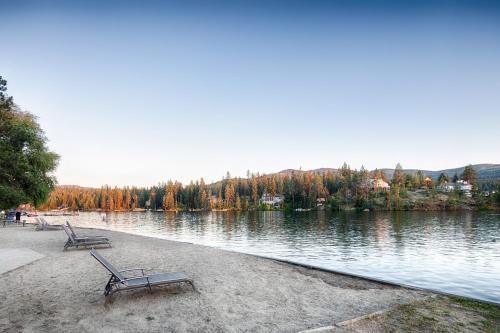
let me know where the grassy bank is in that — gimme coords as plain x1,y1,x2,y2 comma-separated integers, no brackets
341,295,500,332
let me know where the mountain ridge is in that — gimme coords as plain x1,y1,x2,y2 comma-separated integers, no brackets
277,164,500,181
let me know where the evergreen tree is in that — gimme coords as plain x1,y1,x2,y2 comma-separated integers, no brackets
235,194,241,210
251,176,258,205
224,181,235,208
438,173,449,185
0,76,59,209
392,163,405,187
413,170,424,188
461,165,477,185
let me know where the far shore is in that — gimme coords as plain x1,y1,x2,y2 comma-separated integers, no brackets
23,205,500,217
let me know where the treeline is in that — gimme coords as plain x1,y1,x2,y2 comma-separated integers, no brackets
40,164,500,212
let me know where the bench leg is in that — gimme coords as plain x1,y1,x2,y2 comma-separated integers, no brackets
187,280,197,292
104,276,114,296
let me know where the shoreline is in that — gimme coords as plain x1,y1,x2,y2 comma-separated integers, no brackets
1,224,499,331
23,206,500,218
48,223,500,307
0,225,426,332
9,218,500,306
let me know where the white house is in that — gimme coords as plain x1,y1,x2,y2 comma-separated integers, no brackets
370,178,390,191
456,180,473,192
260,193,283,207
437,183,455,192
437,180,473,197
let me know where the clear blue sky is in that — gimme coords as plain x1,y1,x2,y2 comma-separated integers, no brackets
1,1,499,186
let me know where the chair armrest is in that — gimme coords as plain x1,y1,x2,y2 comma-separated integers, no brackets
119,268,151,276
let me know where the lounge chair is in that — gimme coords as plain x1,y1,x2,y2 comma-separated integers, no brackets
90,249,195,297
35,217,63,231
63,225,111,250
66,221,108,240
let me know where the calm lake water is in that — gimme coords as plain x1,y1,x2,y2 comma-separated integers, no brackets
51,211,500,303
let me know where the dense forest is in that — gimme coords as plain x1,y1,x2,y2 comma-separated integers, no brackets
40,164,500,212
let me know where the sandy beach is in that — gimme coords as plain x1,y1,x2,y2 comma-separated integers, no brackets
0,224,427,332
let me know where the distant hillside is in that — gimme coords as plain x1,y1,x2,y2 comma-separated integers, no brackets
277,168,337,177
277,164,500,182
57,185,93,189
380,164,500,181
60,164,500,189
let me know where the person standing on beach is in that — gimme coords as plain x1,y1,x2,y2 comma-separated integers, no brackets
15,211,21,223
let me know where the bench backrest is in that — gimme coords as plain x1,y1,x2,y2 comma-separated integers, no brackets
66,221,77,238
62,225,76,243
90,249,125,282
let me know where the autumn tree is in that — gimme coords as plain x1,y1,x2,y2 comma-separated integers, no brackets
163,191,175,210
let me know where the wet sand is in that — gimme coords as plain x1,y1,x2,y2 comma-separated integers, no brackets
0,225,426,332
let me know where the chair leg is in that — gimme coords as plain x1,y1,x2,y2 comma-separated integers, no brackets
104,276,113,296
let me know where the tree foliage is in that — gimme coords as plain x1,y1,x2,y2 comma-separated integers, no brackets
438,172,449,185
0,76,59,209
392,163,405,187
41,162,440,212
40,162,495,212
461,165,477,185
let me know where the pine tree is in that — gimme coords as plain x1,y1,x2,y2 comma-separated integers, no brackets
251,176,258,205
438,173,449,185
124,189,131,210
225,182,235,208
461,165,477,185
235,194,241,210
392,163,405,187
217,190,223,209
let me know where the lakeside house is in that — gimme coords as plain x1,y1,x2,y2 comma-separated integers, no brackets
316,198,326,207
437,180,473,197
438,183,455,192
260,193,283,208
17,203,33,210
370,178,390,192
